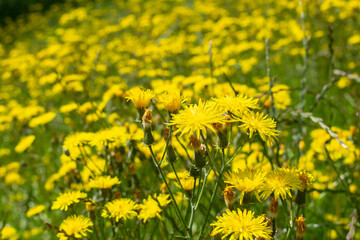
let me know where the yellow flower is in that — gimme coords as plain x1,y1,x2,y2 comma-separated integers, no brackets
1,226,18,240
57,215,93,240
261,168,304,200
157,91,185,113
238,111,280,144
29,112,56,128
224,169,266,204
126,87,155,109
101,198,137,222
51,191,87,211
211,209,272,240
89,175,120,189
15,135,35,153
138,194,171,223
26,205,46,218
170,99,227,138
212,95,259,117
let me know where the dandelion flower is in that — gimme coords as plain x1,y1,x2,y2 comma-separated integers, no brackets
101,198,137,222
158,91,185,113
126,87,155,109
89,175,120,189
212,95,259,117
52,191,87,211
211,209,272,240
238,111,280,144
26,205,46,218
15,135,35,153
224,169,266,204
57,215,93,240
261,168,304,200
170,99,227,138
138,194,171,223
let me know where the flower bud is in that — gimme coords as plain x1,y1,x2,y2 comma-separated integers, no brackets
142,109,154,145
190,135,206,169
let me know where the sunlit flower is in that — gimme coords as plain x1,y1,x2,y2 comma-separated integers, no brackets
158,91,185,113
126,87,155,109
57,215,93,240
52,191,87,211
212,95,259,117
138,194,171,223
224,169,266,204
170,99,227,138
1,226,18,240
261,168,304,200
238,111,280,144
101,198,137,222
89,175,120,189
211,209,272,240
26,205,46,218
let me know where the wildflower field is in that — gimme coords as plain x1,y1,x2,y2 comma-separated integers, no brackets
1,0,360,239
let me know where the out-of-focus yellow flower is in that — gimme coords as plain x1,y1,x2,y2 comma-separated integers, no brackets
29,112,56,127
15,135,35,153
88,175,120,189
0,226,18,240
138,194,171,222
26,205,46,218
157,90,185,113
212,95,259,117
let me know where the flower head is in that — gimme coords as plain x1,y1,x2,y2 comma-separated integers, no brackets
238,111,280,144
138,194,171,223
211,209,272,240
295,215,306,240
57,215,93,240
222,186,236,208
52,191,87,211
224,169,266,204
261,168,304,200
126,87,155,109
101,198,137,222
212,95,259,117
89,175,120,189
158,91,185,113
15,135,36,153
170,99,227,138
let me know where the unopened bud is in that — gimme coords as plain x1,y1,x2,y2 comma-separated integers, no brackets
142,109,154,145
190,135,206,169
189,165,200,178
166,145,177,163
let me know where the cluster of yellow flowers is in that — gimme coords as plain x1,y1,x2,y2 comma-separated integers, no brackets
0,0,359,239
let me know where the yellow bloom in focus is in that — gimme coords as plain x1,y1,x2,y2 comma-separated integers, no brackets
57,215,93,240
29,112,56,128
126,87,155,109
261,168,304,200
1,226,18,240
26,205,46,218
170,99,227,138
15,135,35,153
297,170,315,191
101,198,137,222
52,191,87,211
239,111,280,144
138,194,171,223
212,95,259,117
224,169,266,204
158,91,185,113
89,175,120,189
211,209,272,240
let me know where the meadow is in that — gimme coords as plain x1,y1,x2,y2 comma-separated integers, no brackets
0,0,360,239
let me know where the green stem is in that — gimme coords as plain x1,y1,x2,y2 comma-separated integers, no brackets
148,146,188,233
195,169,210,210
197,150,226,239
